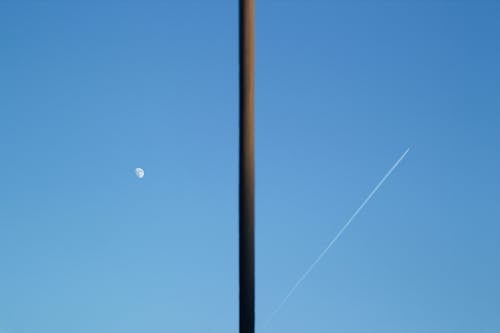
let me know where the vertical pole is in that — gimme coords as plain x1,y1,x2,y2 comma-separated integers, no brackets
239,0,255,333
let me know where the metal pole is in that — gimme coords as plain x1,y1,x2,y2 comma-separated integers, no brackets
239,0,255,333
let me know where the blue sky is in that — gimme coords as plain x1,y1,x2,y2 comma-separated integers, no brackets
1,1,499,332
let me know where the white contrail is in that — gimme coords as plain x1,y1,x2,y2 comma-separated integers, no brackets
264,148,410,327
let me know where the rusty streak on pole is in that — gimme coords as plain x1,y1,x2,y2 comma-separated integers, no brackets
239,0,255,333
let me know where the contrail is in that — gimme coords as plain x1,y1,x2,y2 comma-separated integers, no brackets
264,148,410,327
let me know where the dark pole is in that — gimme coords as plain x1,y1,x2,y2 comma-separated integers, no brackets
239,0,255,333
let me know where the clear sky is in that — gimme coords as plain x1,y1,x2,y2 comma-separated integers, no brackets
1,1,499,332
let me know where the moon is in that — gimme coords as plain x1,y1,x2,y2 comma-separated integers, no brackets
135,167,144,179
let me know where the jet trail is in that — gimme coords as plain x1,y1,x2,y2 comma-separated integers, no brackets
264,148,410,327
